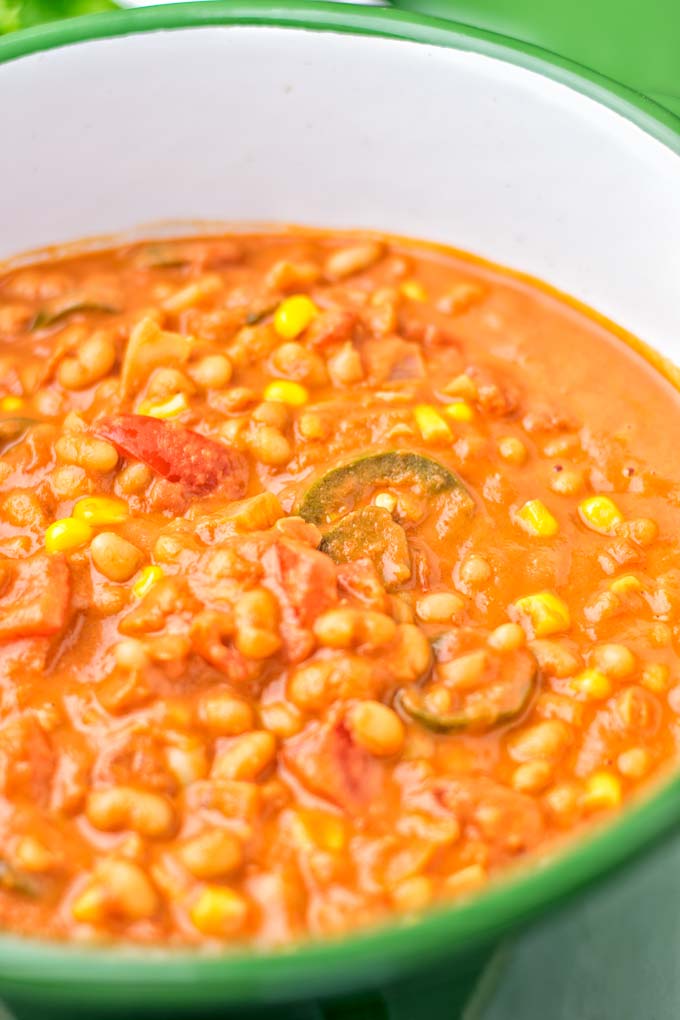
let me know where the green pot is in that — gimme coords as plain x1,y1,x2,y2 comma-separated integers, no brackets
0,4,679,1018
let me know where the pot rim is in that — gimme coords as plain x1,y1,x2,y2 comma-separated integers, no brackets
2,0,680,150
0,1,679,1004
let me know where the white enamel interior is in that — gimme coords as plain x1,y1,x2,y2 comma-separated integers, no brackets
1,25,679,355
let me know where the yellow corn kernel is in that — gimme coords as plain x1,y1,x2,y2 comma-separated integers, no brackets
578,495,623,535
133,564,164,599
190,887,248,937
374,492,397,513
263,380,309,406
414,404,452,442
72,884,106,925
610,574,643,596
0,396,25,412
273,295,318,339
515,499,559,538
45,517,93,554
292,809,348,853
583,771,622,811
73,495,129,526
138,392,189,419
444,400,474,423
400,280,427,302
514,592,571,637
571,668,612,700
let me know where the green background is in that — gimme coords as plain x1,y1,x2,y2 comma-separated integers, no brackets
0,0,116,34
391,0,680,118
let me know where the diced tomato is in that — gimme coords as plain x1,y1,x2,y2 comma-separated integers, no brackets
0,639,50,684
0,715,55,806
466,365,520,418
94,414,249,498
261,540,337,662
50,736,92,815
362,336,425,383
0,553,69,643
283,719,382,811
336,559,388,611
435,777,544,857
401,317,463,350
306,308,358,349
521,404,577,433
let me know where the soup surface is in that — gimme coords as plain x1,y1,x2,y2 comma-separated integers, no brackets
0,230,679,946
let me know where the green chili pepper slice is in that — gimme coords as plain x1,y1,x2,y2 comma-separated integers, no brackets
246,301,278,326
134,244,191,270
31,300,119,330
320,505,411,588
299,450,474,526
396,647,538,735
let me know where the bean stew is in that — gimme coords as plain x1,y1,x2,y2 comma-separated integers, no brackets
0,229,679,945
